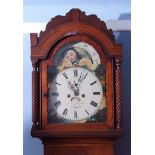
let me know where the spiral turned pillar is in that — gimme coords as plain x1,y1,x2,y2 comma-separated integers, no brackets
115,57,123,129
32,61,39,129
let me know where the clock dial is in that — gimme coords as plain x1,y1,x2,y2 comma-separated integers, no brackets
48,67,103,121
47,41,107,123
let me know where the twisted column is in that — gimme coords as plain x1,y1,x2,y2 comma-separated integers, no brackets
115,57,123,129
32,61,39,129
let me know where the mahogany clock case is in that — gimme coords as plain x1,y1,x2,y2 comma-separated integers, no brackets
30,9,124,155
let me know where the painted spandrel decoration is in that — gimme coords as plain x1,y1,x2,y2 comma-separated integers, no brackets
47,42,106,124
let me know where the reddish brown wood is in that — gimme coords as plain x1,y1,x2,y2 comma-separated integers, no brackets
44,140,114,155
31,9,122,60
31,129,123,138
39,9,115,42
30,33,38,47
106,59,114,128
42,137,117,155
115,57,123,129
32,61,39,129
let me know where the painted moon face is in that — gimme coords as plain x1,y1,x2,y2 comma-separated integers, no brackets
64,49,77,63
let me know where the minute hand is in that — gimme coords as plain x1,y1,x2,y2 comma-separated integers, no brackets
77,72,88,86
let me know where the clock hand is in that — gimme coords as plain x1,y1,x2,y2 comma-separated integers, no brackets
73,81,80,96
67,80,79,96
67,81,74,91
77,71,88,86
77,75,84,88
74,81,78,87
74,89,79,96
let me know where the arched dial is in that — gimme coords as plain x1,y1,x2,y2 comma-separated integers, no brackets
48,67,103,121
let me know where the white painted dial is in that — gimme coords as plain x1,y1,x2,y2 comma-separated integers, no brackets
48,67,103,121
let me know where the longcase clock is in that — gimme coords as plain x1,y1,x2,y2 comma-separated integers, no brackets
30,9,123,155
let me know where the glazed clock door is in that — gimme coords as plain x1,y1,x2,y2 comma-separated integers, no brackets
41,37,114,130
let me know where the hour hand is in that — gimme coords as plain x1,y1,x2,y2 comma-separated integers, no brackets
74,81,78,87
68,81,79,96
73,89,79,96
68,81,74,90
73,81,79,96
77,75,82,85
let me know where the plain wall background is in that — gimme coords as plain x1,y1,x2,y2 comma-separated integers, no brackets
23,1,131,155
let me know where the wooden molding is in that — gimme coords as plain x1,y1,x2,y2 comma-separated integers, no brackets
30,9,123,60
39,9,115,42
